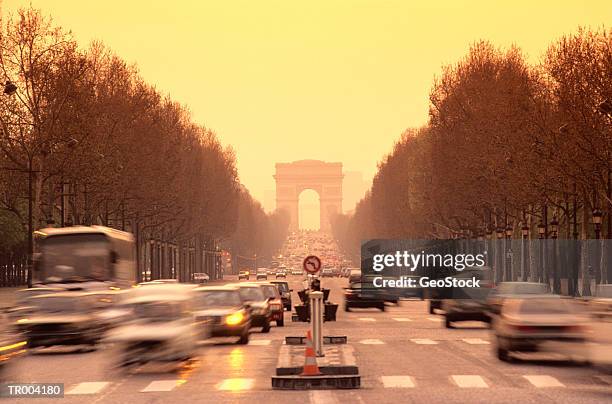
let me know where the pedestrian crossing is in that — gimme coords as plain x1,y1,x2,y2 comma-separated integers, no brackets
378,374,604,389
358,338,492,345
59,372,612,395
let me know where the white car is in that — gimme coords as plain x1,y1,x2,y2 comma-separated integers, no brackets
106,284,202,369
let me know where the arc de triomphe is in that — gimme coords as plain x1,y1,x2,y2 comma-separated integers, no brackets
274,160,343,232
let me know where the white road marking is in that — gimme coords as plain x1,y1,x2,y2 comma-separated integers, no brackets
410,338,438,345
427,317,442,322
358,317,376,322
595,375,612,385
66,382,109,395
381,376,416,388
523,375,565,388
216,378,255,391
462,338,490,345
309,390,340,404
451,375,488,388
140,380,186,392
249,339,271,346
359,339,385,345
392,317,412,322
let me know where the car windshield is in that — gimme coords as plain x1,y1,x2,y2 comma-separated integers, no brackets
273,283,289,293
519,299,572,315
499,283,549,295
39,234,110,283
195,291,241,307
132,301,184,321
238,287,265,302
261,285,278,298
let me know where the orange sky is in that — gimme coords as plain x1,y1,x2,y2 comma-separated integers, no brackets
4,1,612,218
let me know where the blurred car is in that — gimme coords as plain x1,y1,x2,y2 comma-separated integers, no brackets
106,284,200,368
275,270,287,279
321,268,333,277
493,296,589,362
442,266,493,328
192,286,251,344
344,281,385,312
258,283,285,326
238,270,250,280
16,292,107,349
291,269,302,276
5,287,63,322
487,282,551,317
234,284,272,332
256,269,268,280
0,313,26,378
271,280,292,311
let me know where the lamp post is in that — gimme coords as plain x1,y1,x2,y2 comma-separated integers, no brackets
496,228,503,283
550,217,560,293
505,225,513,281
593,209,603,285
538,222,545,283
521,224,529,281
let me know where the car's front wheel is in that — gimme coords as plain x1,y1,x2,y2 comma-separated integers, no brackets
262,319,271,333
238,332,249,345
445,316,454,328
277,317,284,327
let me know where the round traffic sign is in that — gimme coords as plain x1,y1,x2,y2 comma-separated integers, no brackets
303,255,322,274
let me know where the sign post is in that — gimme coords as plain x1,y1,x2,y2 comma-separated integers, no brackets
303,255,323,356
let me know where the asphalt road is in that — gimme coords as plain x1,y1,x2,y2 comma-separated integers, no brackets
4,275,611,403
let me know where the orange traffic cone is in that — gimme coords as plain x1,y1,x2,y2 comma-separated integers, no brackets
300,330,321,376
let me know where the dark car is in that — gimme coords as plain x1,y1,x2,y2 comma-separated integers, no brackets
258,283,285,326
235,284,272,332
271,280,292,311
192,286,251,344
442,266,493,328
344,282,386,312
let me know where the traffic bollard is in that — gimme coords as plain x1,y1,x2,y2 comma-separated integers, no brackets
309,291,324,357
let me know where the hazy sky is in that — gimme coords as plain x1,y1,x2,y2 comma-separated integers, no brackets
4,1,612,215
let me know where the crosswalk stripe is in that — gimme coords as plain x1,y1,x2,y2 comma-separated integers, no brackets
216,378,255,391
359,339,385,345
462,338,490,345
358,317,376,322
141,380,186,392
381,376,416,388
249,339,271,346
427,317,442,322
66,382,109,395
411,338,438,345
451,375,488,388
523,375,565,388
392,317,412,322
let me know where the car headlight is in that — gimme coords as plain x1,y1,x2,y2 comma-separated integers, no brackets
225,311,244,325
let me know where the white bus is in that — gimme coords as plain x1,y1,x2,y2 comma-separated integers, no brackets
33,226,136,290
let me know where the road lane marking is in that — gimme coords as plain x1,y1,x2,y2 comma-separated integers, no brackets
427,317,442,322
410,338,438,345
381,376,416,388
216,378,255,391
595,375,612,385
309,390,340,404
249,339,271,345
462,338,490,345
523,375,565,388
141,380,186,392
451,375,488,388
358,317,376,322
392,317,412,322
66,382,109,395
359,339,385,345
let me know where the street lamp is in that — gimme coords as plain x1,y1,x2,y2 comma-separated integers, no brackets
550,217,559,239
592,208,603,239
496,228,504,239
521,224,530,239
537,222,545,284
537,222,546,239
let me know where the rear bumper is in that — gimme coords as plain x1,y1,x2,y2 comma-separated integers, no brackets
251,314,270,327
446,309,490,322
503,336,586,351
